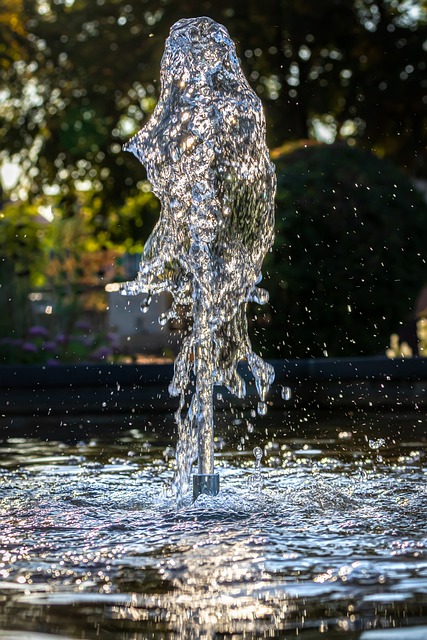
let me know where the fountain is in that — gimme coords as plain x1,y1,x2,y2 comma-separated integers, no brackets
120,17,276,500
1,17,426,640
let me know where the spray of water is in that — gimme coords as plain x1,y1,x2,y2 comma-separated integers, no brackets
121,17,276,496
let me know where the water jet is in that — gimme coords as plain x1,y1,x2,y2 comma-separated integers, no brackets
120,17,275,500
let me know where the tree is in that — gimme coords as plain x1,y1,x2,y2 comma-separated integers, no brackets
1,0,426,358
1,0,164,245
0,0,29,70
260,143,427,358
0,198,47,338
1,0,426,235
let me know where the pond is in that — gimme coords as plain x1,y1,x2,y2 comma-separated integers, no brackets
0,409,426,639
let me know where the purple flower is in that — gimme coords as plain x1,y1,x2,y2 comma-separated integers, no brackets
22,342,38,353
42,341,57,351
107,332,119,347
28,325,50,338
46,358,59,366
55,333,67,345
75,320,92,331
90,346,112,361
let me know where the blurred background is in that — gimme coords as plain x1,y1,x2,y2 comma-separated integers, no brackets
1,0,427,365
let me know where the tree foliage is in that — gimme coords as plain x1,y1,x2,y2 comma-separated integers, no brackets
0,0,426,236
1,0,427,356
0,198,47,337
260,143,427,357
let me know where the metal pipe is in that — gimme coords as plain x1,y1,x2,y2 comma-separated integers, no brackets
193,473,220,500
192,288,220,500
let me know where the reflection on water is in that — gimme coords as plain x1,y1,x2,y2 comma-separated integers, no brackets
0,411,426,639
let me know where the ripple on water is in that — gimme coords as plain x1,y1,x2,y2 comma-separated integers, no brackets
0,422,426,638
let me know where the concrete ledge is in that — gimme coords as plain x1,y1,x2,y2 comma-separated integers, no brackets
268,357,427,411
1,357,426,423
271,356,427,381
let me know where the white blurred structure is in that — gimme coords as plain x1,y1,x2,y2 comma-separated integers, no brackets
107,289,173,353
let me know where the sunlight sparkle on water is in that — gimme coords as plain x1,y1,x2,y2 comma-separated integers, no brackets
0,418,426,638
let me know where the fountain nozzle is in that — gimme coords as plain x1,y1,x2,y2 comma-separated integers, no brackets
193,473,220,501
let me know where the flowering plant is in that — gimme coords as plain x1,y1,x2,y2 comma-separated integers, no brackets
0,323,119,365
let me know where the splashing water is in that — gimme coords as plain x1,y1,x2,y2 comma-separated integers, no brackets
1,416,426,639
247,445,264,491
121,17,276,496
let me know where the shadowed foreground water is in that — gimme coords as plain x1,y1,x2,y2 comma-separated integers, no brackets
0,410,426,639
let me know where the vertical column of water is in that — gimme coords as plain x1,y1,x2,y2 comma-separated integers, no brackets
194,293,214,475
120,16,276,501
193,287,219,497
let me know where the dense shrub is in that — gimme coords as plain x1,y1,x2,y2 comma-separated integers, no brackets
258,143,427,358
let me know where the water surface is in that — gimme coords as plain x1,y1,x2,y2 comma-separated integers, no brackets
1,410,426,639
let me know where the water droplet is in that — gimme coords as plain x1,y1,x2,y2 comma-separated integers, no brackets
369,438,386,450
253,446,263,461
251,287,269,304
158,313,168,326
214,436,226,450
163,446,175,460
247,446,264,490
257,401,267,416
140,295,152,313
281,386,292,401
